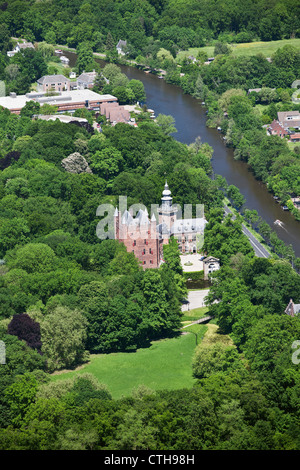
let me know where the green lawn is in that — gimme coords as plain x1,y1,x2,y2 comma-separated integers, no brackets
51,326,207,400
177,38,300,61
181,306,209,322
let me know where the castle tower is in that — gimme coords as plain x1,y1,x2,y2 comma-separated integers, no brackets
158,181,177,242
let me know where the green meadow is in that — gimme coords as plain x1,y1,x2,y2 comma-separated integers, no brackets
51,324,208,400
177,38,300,61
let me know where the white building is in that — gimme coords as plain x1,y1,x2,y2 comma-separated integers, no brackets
7,41,35,57
157,182,207,253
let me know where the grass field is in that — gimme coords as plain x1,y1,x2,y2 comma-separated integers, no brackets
177,38,300,62
181,305,209,322
51,325,208,400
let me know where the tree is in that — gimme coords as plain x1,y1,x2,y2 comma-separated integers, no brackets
0,218,30,258
4,373,39,426
157,48,175,65
155,114,177,136
40,306,88,372
8,313,42,352
37,42,55,60
142,269,176,337
128,79,146,103
214,42,231,56
193,343,242,379
227,185,245,211
75,42,97,74
20,101,40,118
6,243,57,273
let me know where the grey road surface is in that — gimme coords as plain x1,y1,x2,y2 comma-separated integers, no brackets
224,205,270,258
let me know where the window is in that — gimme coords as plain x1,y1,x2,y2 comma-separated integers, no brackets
142,249,146,255
150,260,153,264
133,240,136,246
149,248,152,254
143,261,146,265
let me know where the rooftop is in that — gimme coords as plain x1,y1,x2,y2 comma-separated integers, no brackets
78,71,98,83
172,218,207,234
37,74,70,84
0,90,118,111
120,209,151,227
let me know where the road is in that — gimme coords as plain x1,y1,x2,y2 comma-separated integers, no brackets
224,205,270,258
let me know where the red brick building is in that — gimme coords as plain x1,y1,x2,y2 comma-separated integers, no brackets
114,207,162,269
114,182,207,269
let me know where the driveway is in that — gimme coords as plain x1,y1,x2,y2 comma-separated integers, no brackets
182,289,210,311
180,254,204,272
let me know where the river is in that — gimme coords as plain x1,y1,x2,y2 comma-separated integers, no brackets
64,51,300,257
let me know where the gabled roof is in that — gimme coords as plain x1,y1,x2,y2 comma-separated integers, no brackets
37,74,70,84
285,299,300,317
121,209,150,227
77,71,97,84
203,256,220,263
117,40,127,48
18,42,34,49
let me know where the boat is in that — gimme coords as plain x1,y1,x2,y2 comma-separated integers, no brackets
274,219,284,226
55,49,62,54
60,55,69,64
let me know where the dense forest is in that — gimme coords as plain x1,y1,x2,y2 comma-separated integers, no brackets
0,0,300,453
0,0,299,53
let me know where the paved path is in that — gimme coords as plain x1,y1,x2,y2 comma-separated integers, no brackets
182,316,213,328
181,289,210,311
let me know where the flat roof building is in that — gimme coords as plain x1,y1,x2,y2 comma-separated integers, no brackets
0,90,118,115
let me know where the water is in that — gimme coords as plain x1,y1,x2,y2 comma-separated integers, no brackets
65,51,300,256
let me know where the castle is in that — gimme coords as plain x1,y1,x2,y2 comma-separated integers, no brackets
114,182,207,269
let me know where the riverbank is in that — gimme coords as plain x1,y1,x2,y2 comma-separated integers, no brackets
45,45,300,257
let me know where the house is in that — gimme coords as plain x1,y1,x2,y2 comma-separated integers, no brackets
277,111,300,131
285,299,300,317
99,102,131,125
187,55,197,63
248,88,262,94
267,120,288,138
289,132,300,142
116,40,127,55
7,41,35,57
203,256,220,280
77,70,98,89
37,75,71,93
